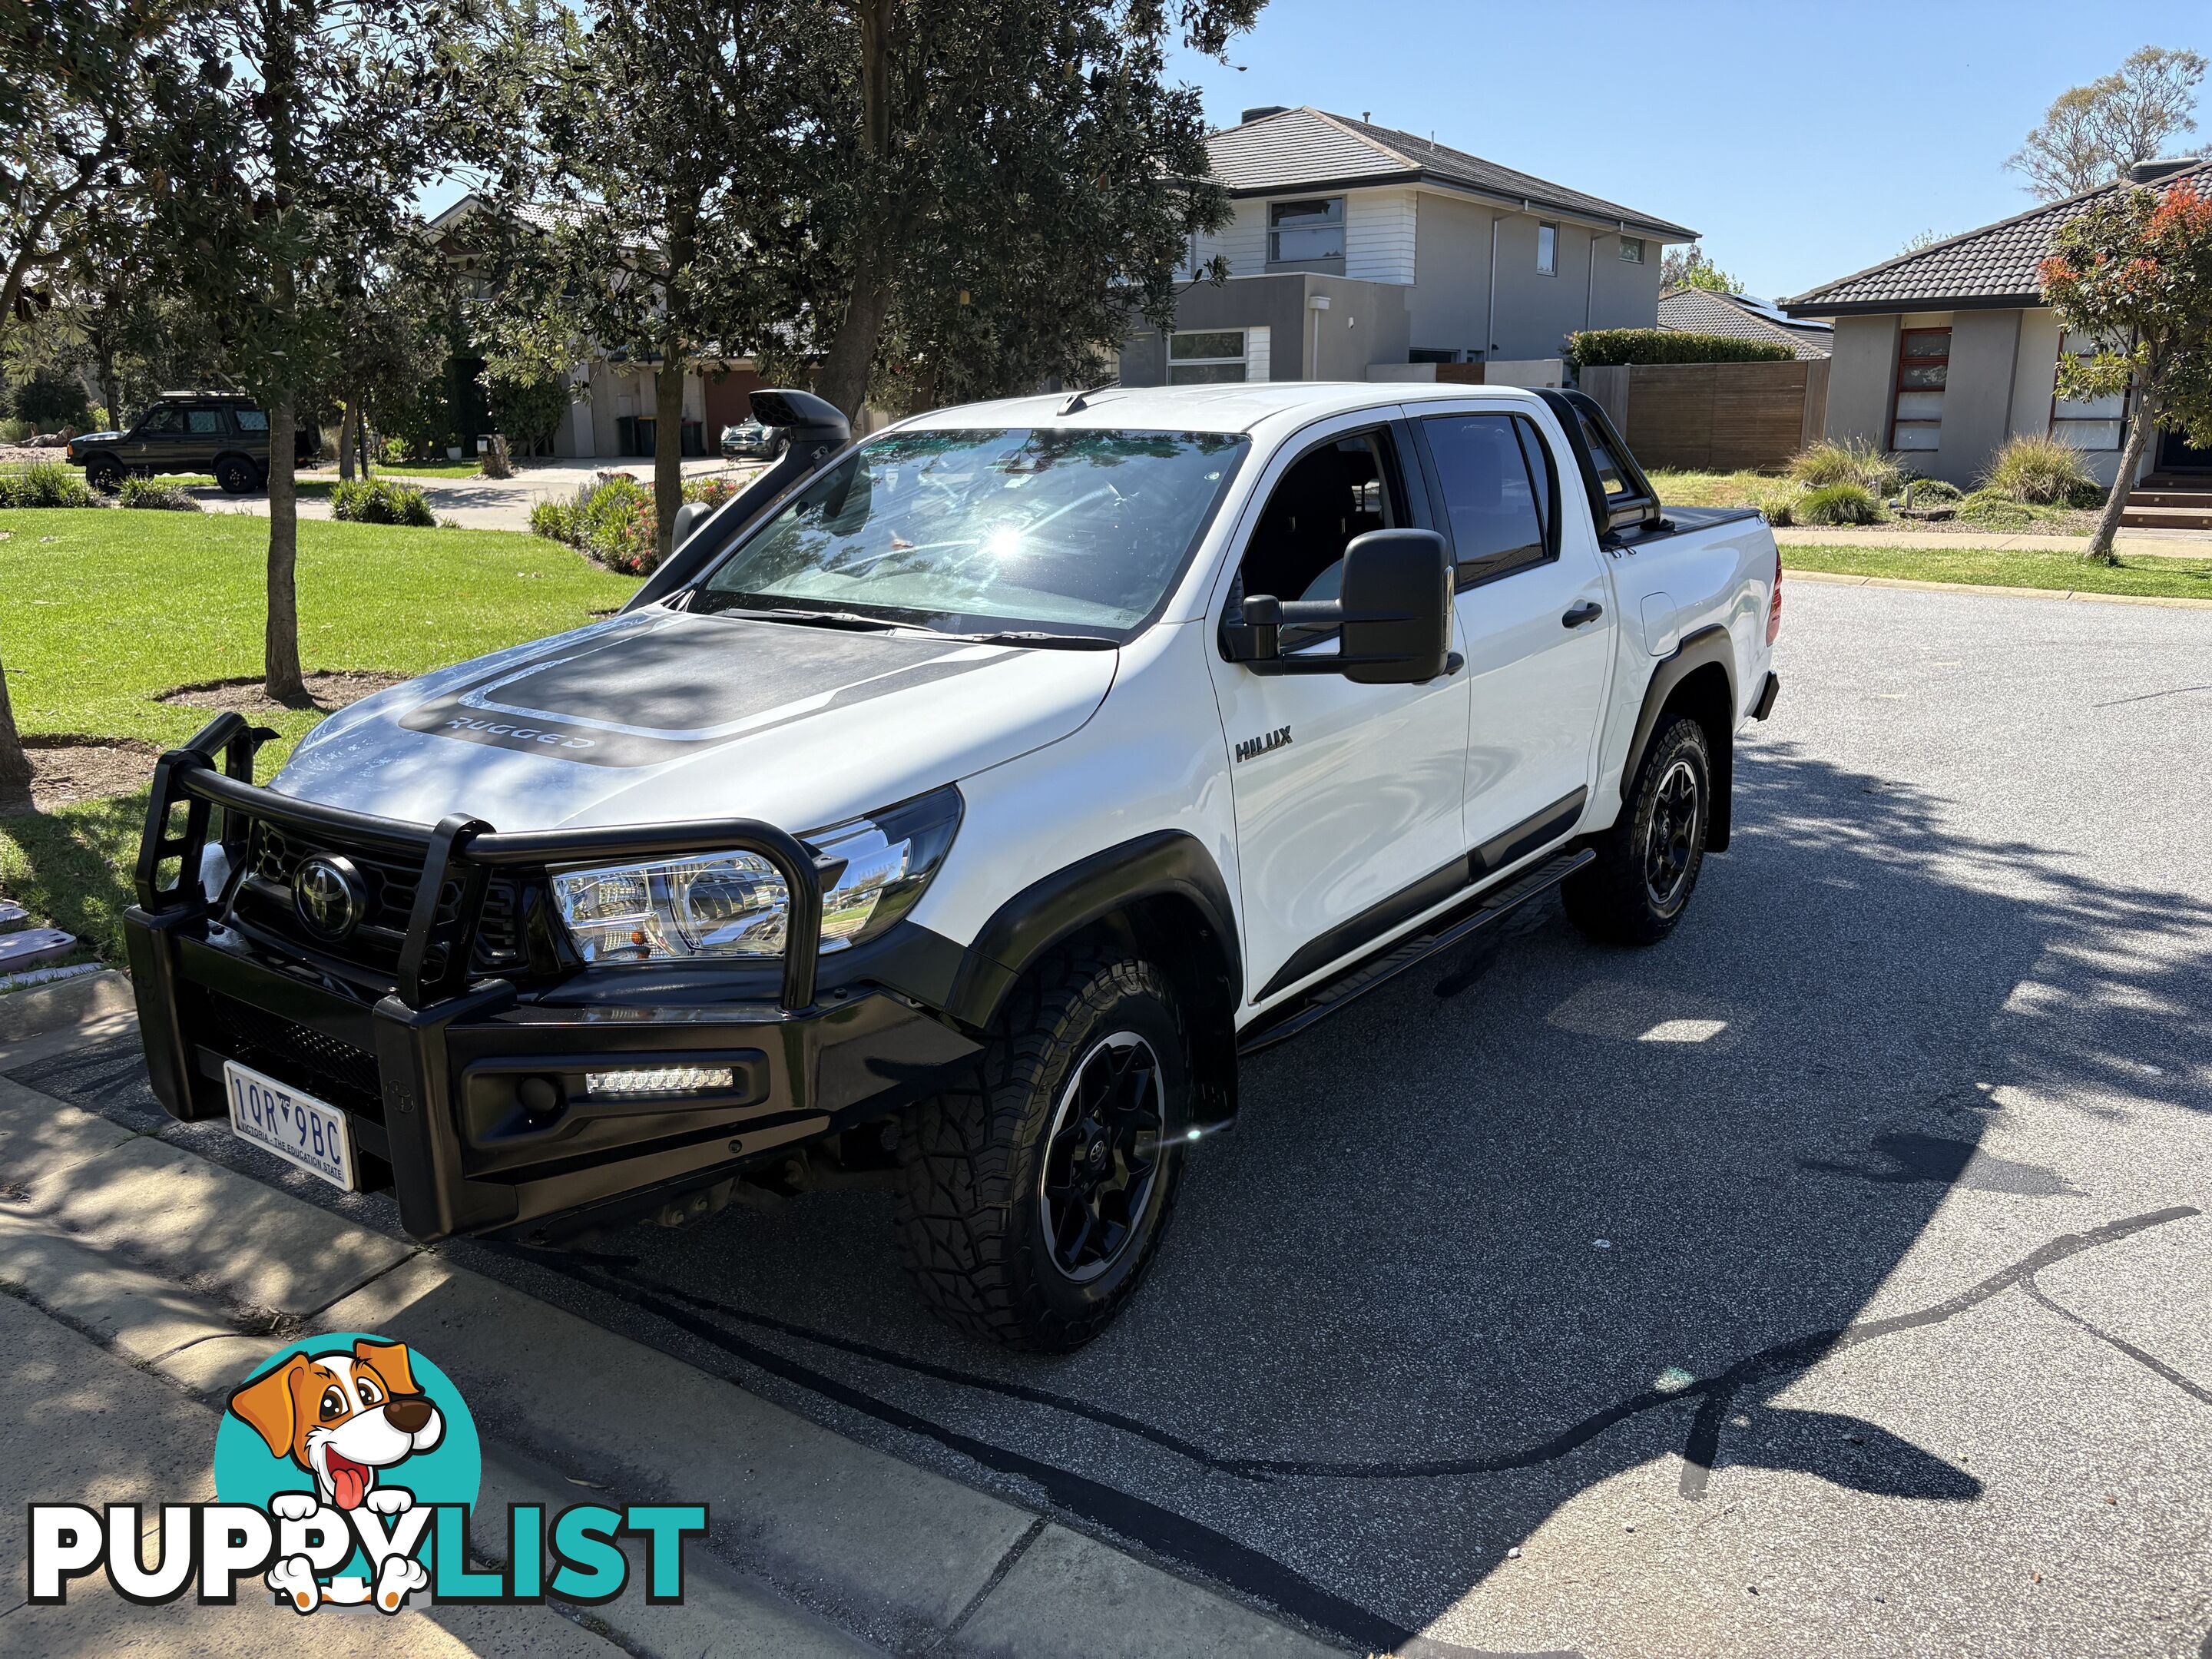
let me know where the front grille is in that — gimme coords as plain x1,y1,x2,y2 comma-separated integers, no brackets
230,820,530,979
198,988,384,1121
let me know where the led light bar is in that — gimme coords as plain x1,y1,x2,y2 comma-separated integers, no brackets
584,1066,737,1098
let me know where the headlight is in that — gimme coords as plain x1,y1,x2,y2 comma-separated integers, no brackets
549,786,962,965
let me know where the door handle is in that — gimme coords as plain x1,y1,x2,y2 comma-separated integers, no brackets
1561,601,1604,628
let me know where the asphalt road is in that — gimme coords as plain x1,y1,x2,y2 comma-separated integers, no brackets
24,581,2212,1657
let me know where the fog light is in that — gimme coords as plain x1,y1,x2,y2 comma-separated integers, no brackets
584,1065,737,1098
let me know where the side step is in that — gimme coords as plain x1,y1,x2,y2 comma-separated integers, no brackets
1237,847,1594,1056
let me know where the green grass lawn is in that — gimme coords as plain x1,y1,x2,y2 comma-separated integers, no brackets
0,508,637,962
300,462,498,481
1647,468,1776,508
1783,542,2212,599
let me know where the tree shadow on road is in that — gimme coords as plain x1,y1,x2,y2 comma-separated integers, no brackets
525,737,2212,1652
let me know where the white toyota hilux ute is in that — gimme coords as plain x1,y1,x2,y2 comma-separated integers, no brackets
127,382,1782,1351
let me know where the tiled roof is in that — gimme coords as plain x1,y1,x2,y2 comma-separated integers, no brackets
1207,107,1697,241
1783,158,2212,315
1657,289,1832,359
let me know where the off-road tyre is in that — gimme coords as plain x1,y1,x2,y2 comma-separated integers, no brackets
84,456,124,494
1563,714,1712,945
215,455,260,495
894,945,1189,1352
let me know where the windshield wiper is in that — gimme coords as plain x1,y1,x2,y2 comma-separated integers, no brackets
957,631,1119,651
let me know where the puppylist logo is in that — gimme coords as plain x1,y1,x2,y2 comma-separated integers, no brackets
26,1334,705,1614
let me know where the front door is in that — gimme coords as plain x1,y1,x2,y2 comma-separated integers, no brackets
124,403,187,472
1206,413,1471,1005
2156,427,2212,474
1409,402,1616,859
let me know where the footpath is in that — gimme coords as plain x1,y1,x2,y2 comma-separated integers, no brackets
0,972,1338,1658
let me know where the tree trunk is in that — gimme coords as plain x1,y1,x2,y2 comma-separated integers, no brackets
654,350,687,563
2086,394,2157,565
337,400,357,483
265,391,306,700
0,648,31,793
98,341,121,434
814,0,897,422
262,0,305,700
816,244,894,424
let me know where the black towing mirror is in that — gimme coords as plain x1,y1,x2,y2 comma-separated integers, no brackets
1223,528,1459,685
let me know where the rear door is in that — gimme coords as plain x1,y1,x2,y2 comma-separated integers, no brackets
1205,411,1472,1005
1410,402,1617,863
181,406,227,471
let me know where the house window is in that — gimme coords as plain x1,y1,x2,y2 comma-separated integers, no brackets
1536,222,1558,275
1620,237,1646,264
2049,327,2128,451
1268,198,1344,263
1169,329,1250,384
1889,327,1949,452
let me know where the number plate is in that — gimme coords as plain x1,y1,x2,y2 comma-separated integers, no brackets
224,1060,359,1192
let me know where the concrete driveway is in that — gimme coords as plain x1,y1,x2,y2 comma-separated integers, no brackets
19,582,2212,1656
191,456,761,533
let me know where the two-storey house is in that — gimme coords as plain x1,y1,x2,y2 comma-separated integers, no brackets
1117,106,1698,388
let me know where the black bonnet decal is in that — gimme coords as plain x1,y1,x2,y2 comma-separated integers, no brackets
396,617,995,768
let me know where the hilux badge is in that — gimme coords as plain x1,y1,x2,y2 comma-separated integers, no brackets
1235,725,1292,763
293,856,366,939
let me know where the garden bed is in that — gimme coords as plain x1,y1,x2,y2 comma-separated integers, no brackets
160,670,409,714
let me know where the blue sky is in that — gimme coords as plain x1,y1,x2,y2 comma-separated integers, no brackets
1165,0,2212,300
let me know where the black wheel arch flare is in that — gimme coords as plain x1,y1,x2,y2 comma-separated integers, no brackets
1622,624,1737,853
944,830,1243,1125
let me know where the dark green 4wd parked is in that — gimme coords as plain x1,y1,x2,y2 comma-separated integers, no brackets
65,391,318,495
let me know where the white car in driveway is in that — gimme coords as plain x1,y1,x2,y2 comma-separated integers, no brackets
127,382,1782,1351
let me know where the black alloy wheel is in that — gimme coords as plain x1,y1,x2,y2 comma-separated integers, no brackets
1038,1031,1165,1282
1643,757,1703,916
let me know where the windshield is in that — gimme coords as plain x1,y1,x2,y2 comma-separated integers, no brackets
693,427,1248,637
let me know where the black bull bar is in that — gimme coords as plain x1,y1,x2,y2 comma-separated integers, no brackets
123,712,975,1240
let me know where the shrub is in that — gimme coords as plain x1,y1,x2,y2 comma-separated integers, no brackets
534,472,662,574
1905,478,1964,505
117,476,202,512
682,475,742,509
379,435,407,466
1749,480,1806,525
88,405,111,432
0,459,97,508
1797,482,1883,525
1979,434,2095,505
1568,329,1796,367
2065,478,2109,509
10,365,91,431
529,497,576,542
1787,437,1903,497
0,418,31,443
330,477,435,527
1955,488,2074,529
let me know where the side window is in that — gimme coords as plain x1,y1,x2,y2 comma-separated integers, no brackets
1239,427,1405,615
233,408,270,432
1514,418,1555,550
186,409,224,435
140,406,185,435
1577,413,1632,506
1422,413,1551,585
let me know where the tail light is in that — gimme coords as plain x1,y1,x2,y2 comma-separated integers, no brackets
1767,552,1783,644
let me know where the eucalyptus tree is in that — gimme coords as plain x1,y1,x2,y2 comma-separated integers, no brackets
789,0,1264,420
147,0,487,698
488,0,811,562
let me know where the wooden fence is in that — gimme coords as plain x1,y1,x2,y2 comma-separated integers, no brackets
1578,359,1830,472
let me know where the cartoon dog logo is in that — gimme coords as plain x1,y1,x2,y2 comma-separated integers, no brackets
227,1338,445,1612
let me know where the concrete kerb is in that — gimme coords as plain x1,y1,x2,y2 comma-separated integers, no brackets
0,984,1344,1657
1783,567,2212,610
